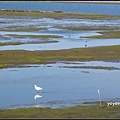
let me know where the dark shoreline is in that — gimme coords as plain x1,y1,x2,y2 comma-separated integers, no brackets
9,1,120,4
44,1,120,4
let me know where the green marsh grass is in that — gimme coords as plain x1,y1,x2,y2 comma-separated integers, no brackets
4,27,47,32
0,105,120,118
58,26,115,31
0,42,23,46
0,64,7,69
84,31,120,38
6,34,63,39
0,45,119,68
0,10,120,19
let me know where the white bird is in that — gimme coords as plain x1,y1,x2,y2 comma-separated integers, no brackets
34,85,42,91
84,40,87,42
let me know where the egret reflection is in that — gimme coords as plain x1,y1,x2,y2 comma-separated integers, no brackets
34,94,42,99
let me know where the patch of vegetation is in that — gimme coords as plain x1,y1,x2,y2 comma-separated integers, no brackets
0,40,59,46
9,42,23,45
0,105,120,118
0,42,23,46
83,101,107,105
4,27,47,32
0,64,7,69
84,31,120,38
0,10,120,19
0,45,119,69
61,65,120,70
6,34,63,39
58,26,116,31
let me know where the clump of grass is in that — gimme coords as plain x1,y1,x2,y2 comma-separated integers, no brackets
84,31,120,38
58,26,115,31
0,42,6,46
62,65,120,70
9,42,23,45
17,27,47,32
0,64,7,69
83,101,107,105
6,34,63,39
0,42,23,46
4,27,47,32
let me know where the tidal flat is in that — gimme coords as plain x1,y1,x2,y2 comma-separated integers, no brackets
0,10,120,49
0,9,120,118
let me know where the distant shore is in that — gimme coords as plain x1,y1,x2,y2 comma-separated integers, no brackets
48,1,120,4
1,1,120,4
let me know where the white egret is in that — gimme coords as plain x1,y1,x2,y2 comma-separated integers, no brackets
34,85,42,91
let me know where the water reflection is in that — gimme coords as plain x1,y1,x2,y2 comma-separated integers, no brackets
34,93,42,100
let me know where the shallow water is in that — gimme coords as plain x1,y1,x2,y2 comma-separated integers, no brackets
0,16,120,51
0,61,120,109
0,38,120,51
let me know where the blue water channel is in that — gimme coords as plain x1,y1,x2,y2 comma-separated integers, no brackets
0,61,120,109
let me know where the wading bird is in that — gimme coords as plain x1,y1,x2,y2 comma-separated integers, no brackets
34,85,42,91
84,40,87,47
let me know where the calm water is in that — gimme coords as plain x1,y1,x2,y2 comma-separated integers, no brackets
0,1,120,15
0,61,120,109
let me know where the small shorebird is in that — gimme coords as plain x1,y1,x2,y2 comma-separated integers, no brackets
34,85,42,91
84,40,87,47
